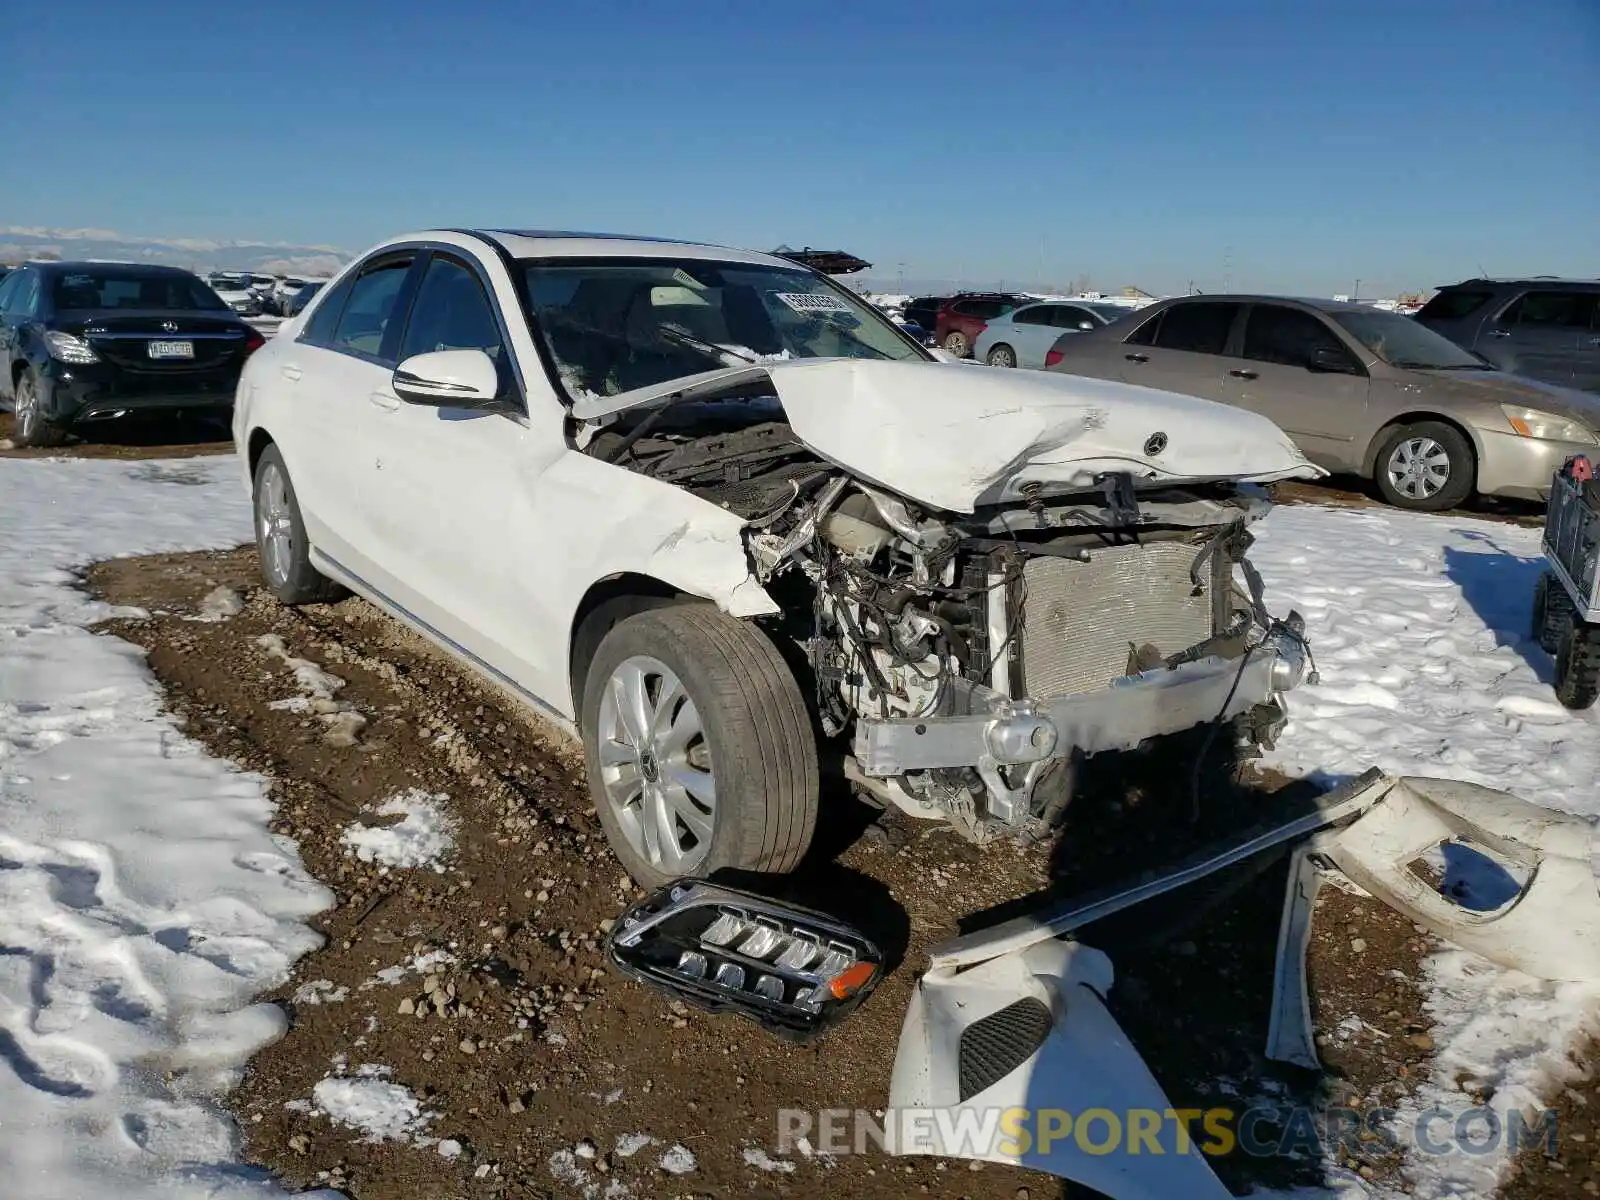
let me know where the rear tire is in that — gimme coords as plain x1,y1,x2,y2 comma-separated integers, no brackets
1532,572,1565,654
1373,421,1475,511
941,330,970,358
986,343,1017,368
252,444,346,605
582,605,818,890
11,369,70,448
1554,616,1600,710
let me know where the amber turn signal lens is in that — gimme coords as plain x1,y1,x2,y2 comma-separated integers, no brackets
828,961,877,999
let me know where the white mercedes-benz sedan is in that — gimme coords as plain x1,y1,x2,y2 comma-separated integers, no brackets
234,229,1318,887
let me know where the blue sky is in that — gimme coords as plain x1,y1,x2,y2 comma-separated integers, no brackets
4,0,1595,295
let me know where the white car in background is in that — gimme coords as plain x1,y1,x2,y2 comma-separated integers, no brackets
973,299,1133,369
235,228,1316,890
210,277,262,316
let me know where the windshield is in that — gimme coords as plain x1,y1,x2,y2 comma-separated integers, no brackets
53,271,227,312
1331,309,1487,370
520,257,928,400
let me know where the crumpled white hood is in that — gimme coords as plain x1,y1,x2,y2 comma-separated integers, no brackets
762,359,1322,513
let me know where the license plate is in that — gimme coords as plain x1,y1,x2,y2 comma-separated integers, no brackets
147,340,194,359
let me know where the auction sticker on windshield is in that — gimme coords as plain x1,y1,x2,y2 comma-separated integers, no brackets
775,293,855,316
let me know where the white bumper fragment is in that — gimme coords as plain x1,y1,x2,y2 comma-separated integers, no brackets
887,940,1233,1199
889,771,1600,1197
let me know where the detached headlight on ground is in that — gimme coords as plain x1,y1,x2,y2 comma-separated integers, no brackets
1502,405,1599,444
43,330,99,365
607,880,882,1040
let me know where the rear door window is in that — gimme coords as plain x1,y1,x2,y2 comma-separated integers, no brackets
1151,302,1241,355
1055,305,1098,329
1500,290,1598,329
300,275,354,346
330,259,415,361
1417,290,1492,321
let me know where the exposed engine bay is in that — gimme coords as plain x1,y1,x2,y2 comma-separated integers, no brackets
583,388,1314,842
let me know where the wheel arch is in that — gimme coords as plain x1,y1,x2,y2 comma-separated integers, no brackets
246,427,276,479
568,573,695,714
1362,411,1482,479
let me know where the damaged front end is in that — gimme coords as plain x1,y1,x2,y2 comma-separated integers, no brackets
749,470,1313,841
580,360,1318,845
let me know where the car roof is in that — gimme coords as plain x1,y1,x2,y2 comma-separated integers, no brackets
1438,276,1600,290
1169,293,1382,314
451,228,802,270
37,261,197,277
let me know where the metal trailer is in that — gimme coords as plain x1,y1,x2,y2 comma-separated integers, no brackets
1534,454,1600,708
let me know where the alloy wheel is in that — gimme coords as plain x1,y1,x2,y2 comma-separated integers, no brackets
14,377,37,441
596,655,716,874
257,462,295,587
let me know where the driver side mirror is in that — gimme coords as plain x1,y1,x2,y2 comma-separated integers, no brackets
1307,346,1354,374
1078,321,1096,332
392,349,511,410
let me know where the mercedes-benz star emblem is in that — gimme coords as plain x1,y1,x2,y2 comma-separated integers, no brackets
161,321,178,333
1144,432,1168,456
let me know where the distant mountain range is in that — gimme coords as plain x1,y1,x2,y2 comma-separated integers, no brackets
0,226,349,277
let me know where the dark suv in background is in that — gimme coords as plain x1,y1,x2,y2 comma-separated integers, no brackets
1417,278,1600,393
0,262,265,447
933,292,1033,357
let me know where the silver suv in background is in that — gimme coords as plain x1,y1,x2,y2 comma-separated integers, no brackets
1416,278,1600,394
1046,294,1600,510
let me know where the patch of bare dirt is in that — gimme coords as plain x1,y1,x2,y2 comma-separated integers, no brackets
88,547,1457,1199
0,410,233,459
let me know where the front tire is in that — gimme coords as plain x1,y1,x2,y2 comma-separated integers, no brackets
582,605,818,890
986,343,1017,368
11,369,70,448
252,444,346,605
1373,421,1475,511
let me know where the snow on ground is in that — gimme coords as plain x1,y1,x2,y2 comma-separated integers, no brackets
289,1064,436,1144
339,789,456,873
4,449,1593,1199
1254,503,1600,1198
0,455,337,1200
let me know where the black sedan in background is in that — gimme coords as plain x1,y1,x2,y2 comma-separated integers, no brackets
0,262,264,446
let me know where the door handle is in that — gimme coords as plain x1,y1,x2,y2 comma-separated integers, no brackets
280,364,302,381
1125,353,1149,363
368,391,400,412
1230,368,1258,379
1485,329,1511,338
